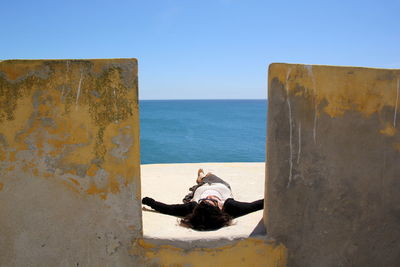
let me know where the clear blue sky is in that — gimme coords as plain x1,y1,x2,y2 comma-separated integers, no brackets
1,0,399,99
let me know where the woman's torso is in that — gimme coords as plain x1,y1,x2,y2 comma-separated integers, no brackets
192,182,233,203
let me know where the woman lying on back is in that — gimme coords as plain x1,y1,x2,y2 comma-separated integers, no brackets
142,169,263,231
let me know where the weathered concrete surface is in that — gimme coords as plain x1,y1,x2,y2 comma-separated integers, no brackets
0,59,142,266
134,237,287,267
265,64,400,267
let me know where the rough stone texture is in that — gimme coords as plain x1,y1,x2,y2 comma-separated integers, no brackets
0,59,142,266
135,237,287,267
265,63,400,267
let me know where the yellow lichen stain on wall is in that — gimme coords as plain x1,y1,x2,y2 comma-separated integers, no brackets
0,60,45,81
6,166,15,172
0,97,34,147
0,59,140,200
134,238,287,267
380,123,397,136
269,64,400,148
393,143,400,152
0,148,5,161
269,64,400,118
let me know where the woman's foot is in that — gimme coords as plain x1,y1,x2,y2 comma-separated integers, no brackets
197,168,205,183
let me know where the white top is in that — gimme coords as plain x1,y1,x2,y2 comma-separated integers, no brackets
192,183,233,203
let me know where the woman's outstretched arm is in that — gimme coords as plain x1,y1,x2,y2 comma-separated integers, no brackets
223,199,264,218
142,197,196,217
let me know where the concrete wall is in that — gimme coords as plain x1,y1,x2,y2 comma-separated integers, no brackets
0,59,286,267
265,63,400,267
0,59,143,266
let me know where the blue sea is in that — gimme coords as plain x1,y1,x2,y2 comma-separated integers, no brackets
139,100,267,164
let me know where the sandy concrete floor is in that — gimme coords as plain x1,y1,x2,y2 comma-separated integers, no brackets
141,162,266,241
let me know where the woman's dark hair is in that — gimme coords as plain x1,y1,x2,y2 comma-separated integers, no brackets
180,202,232,231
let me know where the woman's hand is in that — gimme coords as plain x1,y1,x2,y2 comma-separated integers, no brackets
142,197,155,207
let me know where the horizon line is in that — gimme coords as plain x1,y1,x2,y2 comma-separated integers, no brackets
139,98,267,101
